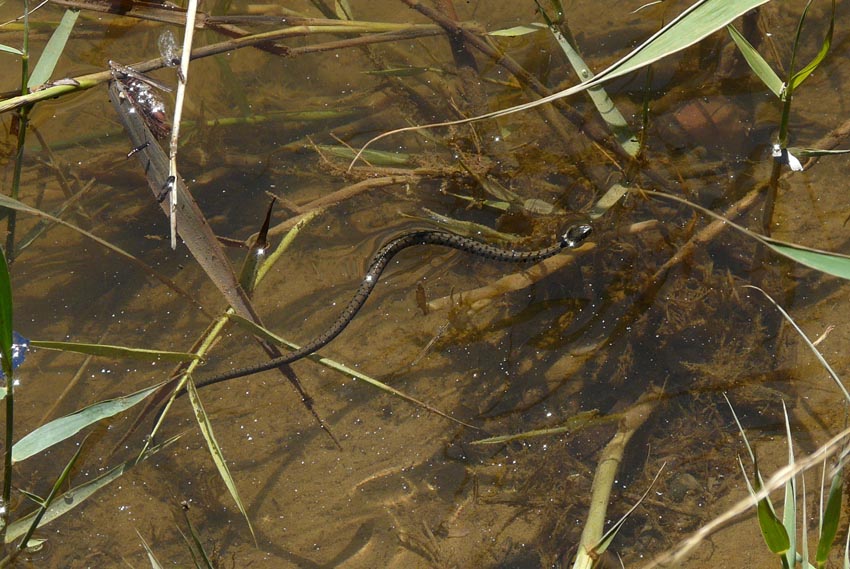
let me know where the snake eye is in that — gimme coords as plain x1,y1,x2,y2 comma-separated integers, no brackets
562,224,592,248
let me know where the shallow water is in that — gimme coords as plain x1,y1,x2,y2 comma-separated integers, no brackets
2,0,850,567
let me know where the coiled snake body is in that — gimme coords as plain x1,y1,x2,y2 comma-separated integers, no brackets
194,224,592,391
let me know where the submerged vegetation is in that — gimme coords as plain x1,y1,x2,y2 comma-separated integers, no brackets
0,0,850,566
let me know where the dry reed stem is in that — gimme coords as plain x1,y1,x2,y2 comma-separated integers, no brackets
575,389,661,568
426,241,595,312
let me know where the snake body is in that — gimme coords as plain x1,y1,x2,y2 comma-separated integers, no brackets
193,224,592,391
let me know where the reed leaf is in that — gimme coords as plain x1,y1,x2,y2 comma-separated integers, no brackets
765,242,850,281
639,189,850,281
136,531,164,569
817,467,843,566
727,24,783,97
181,505,214,568
791,147,850,157
185,379,255,541
788,0,834,93
488,23,545,37
30,341,200,362
4,436,178,543
27,9,79,89
19,440,85,549
12,382,165,463
756,487,791,556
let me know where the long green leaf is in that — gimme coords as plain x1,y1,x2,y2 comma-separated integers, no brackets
791,147,850,157
30,340,200,362
639,189,850,282
12,382,165,463
5,436,177,543
488,23,546,37
186,380,255,541
816,466,843,565
0,44,23,56
27,9,79,89
727,24,783,97
766,242,850,280
789,0,834,92
781,401,797,568
20,440,85,548
756,488,791,555
136,531,164,569
744,286,850,405
181,504,214,568
573,0,773,88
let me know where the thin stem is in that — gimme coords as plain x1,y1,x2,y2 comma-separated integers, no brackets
1,378,11,549
1,0,29,547
5,0,32,264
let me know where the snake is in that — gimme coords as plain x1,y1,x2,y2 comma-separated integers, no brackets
191,223,593,392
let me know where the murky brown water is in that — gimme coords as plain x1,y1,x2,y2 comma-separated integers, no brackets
1,0,850,567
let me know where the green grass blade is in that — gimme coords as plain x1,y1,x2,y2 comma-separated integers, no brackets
727,24,783,97
765,241,850,281
756,484,791,555
19,440,85,549
577,0,772,88
29,340,200,363
816,466,843,566
638,188,850,281
0,45,23,56
5,436,178,543
600,466,666,549
488,23,545,37
136,530,164,569
744,286,850,404
801,474,810,568
12,382,165,463
186,379,255,541
27,9,79,89
237,198,275,295
182,504,214,568
781,401,797,568
789,0,834,92
724,393,756,464
791,147,850,157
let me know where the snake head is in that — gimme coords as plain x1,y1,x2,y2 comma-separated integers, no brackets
560,224,593,248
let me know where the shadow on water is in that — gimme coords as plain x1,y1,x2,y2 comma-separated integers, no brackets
1,0,850,566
